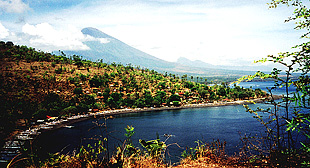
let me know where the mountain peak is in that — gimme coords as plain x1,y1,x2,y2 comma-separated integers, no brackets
81,27,115,39
63,27,253,76
177,57,214,68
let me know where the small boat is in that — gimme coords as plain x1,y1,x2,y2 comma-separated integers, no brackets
40,126,53,130
64,125,74,129
16,135,33,140
163,134,175,138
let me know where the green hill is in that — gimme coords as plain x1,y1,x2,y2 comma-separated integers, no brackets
0,41,265,147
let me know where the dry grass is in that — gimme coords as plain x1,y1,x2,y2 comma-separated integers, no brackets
175,157,247,168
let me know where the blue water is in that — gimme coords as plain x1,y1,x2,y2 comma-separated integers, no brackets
35,81,296,162
234,80,296,95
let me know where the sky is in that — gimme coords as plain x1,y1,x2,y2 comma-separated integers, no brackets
0,0,306,66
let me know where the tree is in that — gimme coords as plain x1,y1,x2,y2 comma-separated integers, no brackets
72,55,83,68
218,86,227,97
107,92,123,109
73,87,83,95
209,91,216,102
124,93,135,107
168,94,180,103
154,91,166,106
42,93,64,116
143,90,154,107
181,74,187,81
239,1,310,166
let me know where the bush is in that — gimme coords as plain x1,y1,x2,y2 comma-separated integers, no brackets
172,101,180,106
51,62,56,67
62,106,78,115
73,87,83,95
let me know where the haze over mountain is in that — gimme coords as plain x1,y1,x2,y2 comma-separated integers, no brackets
176,57,274,72
177,57,215,69
65,27,175,70
63,27,254,77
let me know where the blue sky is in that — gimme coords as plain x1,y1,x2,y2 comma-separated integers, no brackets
0,0,305,66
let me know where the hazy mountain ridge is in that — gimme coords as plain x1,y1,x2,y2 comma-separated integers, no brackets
176,57,215,69
63,27,253,77
65,27,177,70
176,57,274,72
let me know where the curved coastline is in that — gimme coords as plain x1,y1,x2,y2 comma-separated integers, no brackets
0,95,282,162
14,95,282,139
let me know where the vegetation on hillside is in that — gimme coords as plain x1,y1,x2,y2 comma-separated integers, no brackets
2,0,310,167
0,40,268,167
0,41,266,145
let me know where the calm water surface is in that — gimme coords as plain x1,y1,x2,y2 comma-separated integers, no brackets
35,81,285,161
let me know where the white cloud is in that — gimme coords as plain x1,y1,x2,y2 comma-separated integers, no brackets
0,0,302,66
22,23,91,51
0,22,9,39
92,2,299,65
0,0,30,13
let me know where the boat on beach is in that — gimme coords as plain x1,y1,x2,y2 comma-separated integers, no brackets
64,125,74,128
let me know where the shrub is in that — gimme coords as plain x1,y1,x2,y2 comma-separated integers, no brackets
51,62,56,67
73,87,83,95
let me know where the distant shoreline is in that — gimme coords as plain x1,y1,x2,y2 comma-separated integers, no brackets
96,95,282,116
8,95,283,142
35,95,282,132
0,95,282,163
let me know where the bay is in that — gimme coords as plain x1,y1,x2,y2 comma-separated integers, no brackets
35,81,285,162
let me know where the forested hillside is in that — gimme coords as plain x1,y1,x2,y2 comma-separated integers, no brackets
0,41,266,145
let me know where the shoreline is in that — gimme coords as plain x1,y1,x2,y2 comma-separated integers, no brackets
17,95,282,137
0,95,281,162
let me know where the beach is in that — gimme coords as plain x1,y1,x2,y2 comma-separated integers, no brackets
11,95,282,141
0,95,281,163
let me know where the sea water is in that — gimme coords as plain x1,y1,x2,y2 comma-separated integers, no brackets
35,81,296,162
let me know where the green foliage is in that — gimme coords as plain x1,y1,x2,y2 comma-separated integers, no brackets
73,87,83,95
72,55,84,68
89,75,108,87
142,90,154,107
79,73,87,81
42,93,64,117
168,94,181,103
172,101,181,106
106,92,123,109
0,40,267,160
54,66,63,74
139,138,166,159
153,91,167,107
181,140,226,161
238,0,310,166
76,141,106,165
61,106,78,115
124,126,138,157
51,62,56,67
67,76,79,83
